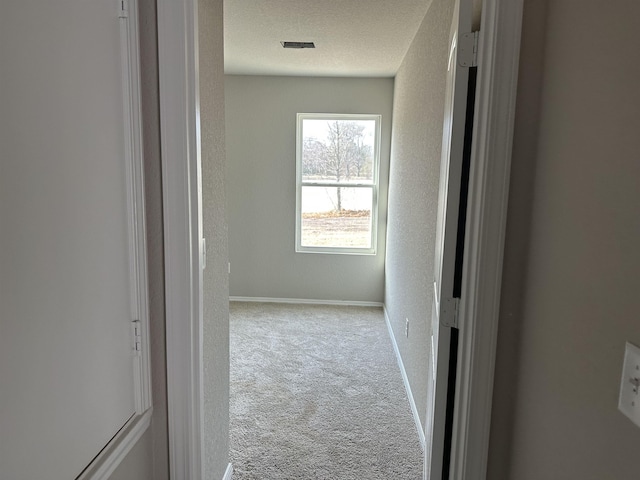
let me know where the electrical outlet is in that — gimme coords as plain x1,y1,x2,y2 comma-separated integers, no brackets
618,342,640,428
405,318,409,338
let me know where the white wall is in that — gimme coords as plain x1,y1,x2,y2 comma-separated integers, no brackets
1,2,152,478
489,0,640,478
225,75,393,303
384,0,454,430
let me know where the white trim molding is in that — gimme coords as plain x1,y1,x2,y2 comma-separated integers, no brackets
383,306,426,450
157,0,204,478
222,463,234,480
80,1,153,477
118,0,153,417
449,0,524,479
230,296,383,308
78,409,153,480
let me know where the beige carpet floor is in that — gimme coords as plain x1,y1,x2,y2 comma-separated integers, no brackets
229,302,423,479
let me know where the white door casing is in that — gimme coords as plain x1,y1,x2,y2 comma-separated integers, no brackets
156,0,525,478
425,0,474,478
157,0,206,478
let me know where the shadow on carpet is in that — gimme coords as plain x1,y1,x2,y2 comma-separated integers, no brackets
229,302,423,479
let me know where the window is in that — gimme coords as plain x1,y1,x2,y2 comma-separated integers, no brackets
296,113,381,254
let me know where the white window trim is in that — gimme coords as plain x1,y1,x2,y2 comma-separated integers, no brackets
295,113,381,255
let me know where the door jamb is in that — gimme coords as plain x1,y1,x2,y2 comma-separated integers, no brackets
156,0,524,478
450,0,524,478
157,0,204,478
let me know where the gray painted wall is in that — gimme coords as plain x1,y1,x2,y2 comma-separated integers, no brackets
200,0,231,478
489,0,640,478
225,75,393,303
1,1,162,478
109,430,153,480
384,0,454,430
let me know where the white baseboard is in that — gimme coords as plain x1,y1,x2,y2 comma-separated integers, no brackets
230,296,383,308
383,305,426,450
222,463,233,480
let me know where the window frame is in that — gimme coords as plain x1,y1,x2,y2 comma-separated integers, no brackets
295,113,382,255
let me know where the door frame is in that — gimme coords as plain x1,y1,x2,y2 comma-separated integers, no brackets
157,0,204,478
156,0,524,478
449,0,524,476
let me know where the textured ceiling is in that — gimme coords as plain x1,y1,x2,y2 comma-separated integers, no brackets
223,0,435,77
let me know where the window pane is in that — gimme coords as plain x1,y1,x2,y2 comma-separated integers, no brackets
300,186,373,248
301,119,376,184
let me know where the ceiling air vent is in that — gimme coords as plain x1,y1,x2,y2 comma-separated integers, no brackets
281,41,315,49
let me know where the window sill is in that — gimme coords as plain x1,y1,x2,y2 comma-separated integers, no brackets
295,248,377,256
